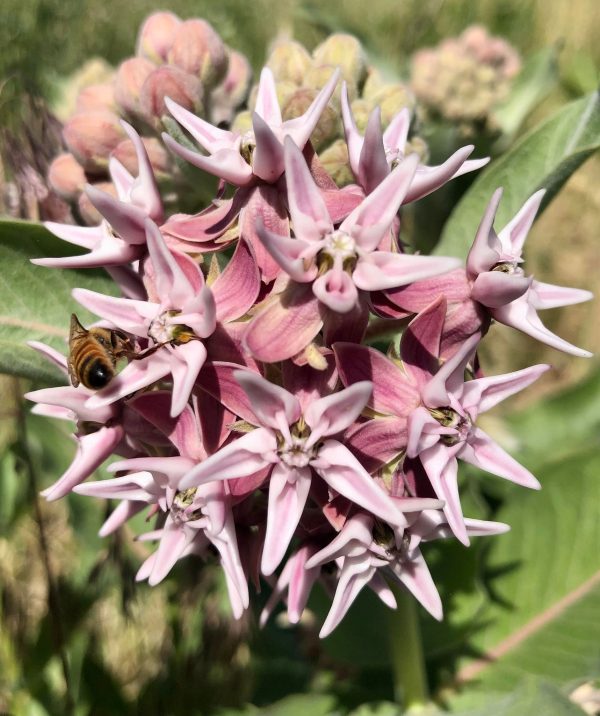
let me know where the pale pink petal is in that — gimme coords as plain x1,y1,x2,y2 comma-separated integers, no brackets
108,157,134,202
211,514,250,616
33,238,142,268
27,341,68,373
252,111,285,182
341,154,419,251
313,268,359,313
85,184,147,244
179,428,276,489
529,280,594,310
41,425,124,501
287,544,321,622
254,67,282,126
284,137,333,242
165,96,238,152
162,133,253,186
281,355,337,412
383,108,410,154
461,364,550,417
460,427,541,489
108,456,194,487
99,501,145,537
257,224,317,282
499,189,545,255
148,520,196,586
43,222,102,250
305,381,372,444
196,361,260,424
320,557,376,638
471,271,532,307
312,440,406,528
357,107,389,194
211,239,260,322
406,406,453,458
492,293,592,358
244,284,323,362
340,82,362,176
72,288,155,335
389,549,443,620
306,514,374,569
262,465,312,575
353,251,460,292
369,573,397,609
419,444,468,545
169,341,207,417
145,219,197,307
234,371,301,431
466,188,503,278
73,471,159,502
120,122,163,221
421,333,480,408
334,342,419,416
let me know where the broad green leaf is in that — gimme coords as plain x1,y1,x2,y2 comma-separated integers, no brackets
436,92,600,257
0,219,117,383
492,48,558,142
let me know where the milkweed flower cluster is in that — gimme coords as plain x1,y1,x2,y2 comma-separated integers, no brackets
28,27,592,638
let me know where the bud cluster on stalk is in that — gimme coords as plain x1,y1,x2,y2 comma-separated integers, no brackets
411,24,521,132
30,18,592,638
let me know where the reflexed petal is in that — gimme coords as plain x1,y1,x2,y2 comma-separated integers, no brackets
72,287,155,335
165,96,238,153
312,440,406,528
529,280,594,310
99,501,145,537
340,82,363,175
211,239,261,322
466,188,503,278
345,417,408,471
406,406,453,458
85,184,147,244
460,427,541,489
353,252,460,291
196,361,260,424
120,121,163,221
73,471,159,502
43,222,102,250
148,519,196,586
383,108,410,154
257,224,317,282
421,333,480,408
287,544,321,622
254,67,282,126
461,364,550,417
169,341,207,417
306,514,374,569
179,427,276,489
319,556,376,638
252,111,285,183
499,189,545,255
388,549,443,620
145,219,197,307
333,342,418,416
358,107,389,194
262,465,312,575
400,297,446,390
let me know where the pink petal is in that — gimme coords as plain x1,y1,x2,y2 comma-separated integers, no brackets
287,544,321,622
108,456,194,487
165,96,238,153
234,370,301,431
120,121,163,221
305,381,372,444
284,137,333,242
461,364,550,416
211,239,260,322
499,189,545,255
254,67,282,126
85,184,147,244
353,251,460,292
41,425,123,501
244,283,323,362
345,417,408,472
405,146,486,204
460,427,541,489
252,111,285,182
43,222,102,250
196,361,260,424
320,557,376,638
312,440,407,528
400,297,446,390
178,428,276,489
72,288,155,335
383,108,410,154
341,82,363,176
282,355,337,412
33,237,142,269
210,512,250,615
341,154,419,251
406,406,453,458
99,501,145,537
421,333,480,408
357,107,389,194
466,188,503,278
27,341,68,373
240,185,288,282
471,271,532,308
73,472,158,502
262,464,312,575
148,520,195,586
322,297,369,346
389,549,443,620
306,514,374,569
257,224,317,282
529,280,594,310
169,341,207,417
333,343,419,416
145,219,198,308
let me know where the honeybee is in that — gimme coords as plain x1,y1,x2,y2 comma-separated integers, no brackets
68,314,134,390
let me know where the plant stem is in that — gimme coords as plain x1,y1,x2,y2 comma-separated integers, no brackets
388,585,429,710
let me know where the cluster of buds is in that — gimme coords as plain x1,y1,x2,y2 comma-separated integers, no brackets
411,25,522,131
29,49,591,638
234,33,424,186
47,12,252,224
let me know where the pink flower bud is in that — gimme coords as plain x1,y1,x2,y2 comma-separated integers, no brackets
168,19,228,90
210,49,252,125
114,57,155,117
140,65,203,124
112,136,170,176
75,83,116,113
47,153,86,200
136,11,182,63
78,181,117,225
63,110,126,173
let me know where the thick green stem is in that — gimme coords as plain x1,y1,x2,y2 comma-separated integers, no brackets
388,586,429,710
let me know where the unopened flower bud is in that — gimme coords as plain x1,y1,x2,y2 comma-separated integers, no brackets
140,65,203,125
63,110,126,173
210,49,252,125
362,66,385,102
47,153,86,200
405,135,429,163
75,83,116,113
282,89,339,150
266,40,312,85
112,136,170,176
312,33,367,88
369,83,415,127
114,57,155,117
78,181,117,225
137,11,182,63
318,139,353,187
304,64,346,109
349,98,371,133
231,110,253,134
168,19,228,91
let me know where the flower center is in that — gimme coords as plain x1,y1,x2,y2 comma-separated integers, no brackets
148,310,195,345
172,487,203,523
277,419,317,469
429,406,472,445
387,147,404,169
317,230,358,274
240,131,256,166
491,260,523,275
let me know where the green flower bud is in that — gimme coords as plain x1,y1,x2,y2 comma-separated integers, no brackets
405,135,429,163
312,33,367,88
304,64,347,110
369,84,415,127
349,98,371,133
318,139,354,187
362,66,385,102
266,40,313,85
247,80,297,114
231,110,252,134
282,88,339,150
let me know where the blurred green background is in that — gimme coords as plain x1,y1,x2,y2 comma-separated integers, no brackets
0,1,599,715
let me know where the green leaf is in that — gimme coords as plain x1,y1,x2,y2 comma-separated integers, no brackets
492,48,559,142
436,92,600,258
0,219,117,383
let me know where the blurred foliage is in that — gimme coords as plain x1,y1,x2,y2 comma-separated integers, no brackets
1,1,599,714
